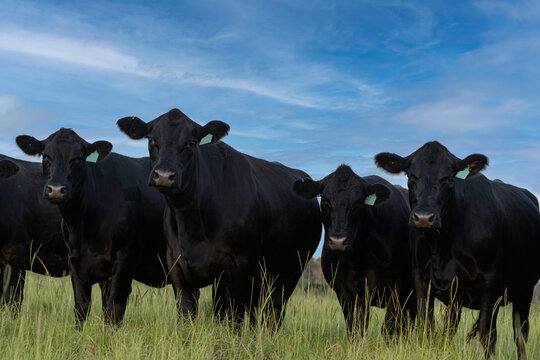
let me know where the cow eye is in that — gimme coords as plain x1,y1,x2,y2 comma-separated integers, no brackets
442,176,454,185
70,157,84,163
184,140,198,150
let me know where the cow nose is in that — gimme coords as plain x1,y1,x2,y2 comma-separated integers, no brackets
152,169,177,187
46,184,67,200
328,236,348,251
412,211,437,228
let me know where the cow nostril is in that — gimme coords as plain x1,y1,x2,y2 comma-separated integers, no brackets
428,214,436,223
60,187,67,194
152,171,160,180
168,173,176,183
46,186,53,194
413,213,420,222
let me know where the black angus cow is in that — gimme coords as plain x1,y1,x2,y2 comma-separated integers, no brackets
16,129,170,327
293,165,415,336
0,156,68,310
375,141,540,359
117,108,321,326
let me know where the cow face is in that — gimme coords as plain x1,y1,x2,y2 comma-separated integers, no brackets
0,159,19,178
375,141,487,230
293,165,390,251
117,108,229,196
16,129,112,203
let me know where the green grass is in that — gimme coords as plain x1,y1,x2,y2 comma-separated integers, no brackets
0,273,539,359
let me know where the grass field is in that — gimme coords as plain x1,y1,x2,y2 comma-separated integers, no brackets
1,273,539,359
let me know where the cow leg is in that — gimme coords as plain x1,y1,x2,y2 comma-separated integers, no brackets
339,295,369,337
511,287,533,360
104,258,134,327
213,282,244,328
70,272,92,329
179,287,200,319
400,285,417,336
0,265,3,303
99,279,111,316
476,284,502,359
412,268,434,334
2,264,25,313
443,300,462,338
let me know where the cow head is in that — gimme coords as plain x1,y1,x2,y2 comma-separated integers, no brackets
117,108,229,196
293,165,390,252
375,141,488,230
0,159,19,178
16,129,112,203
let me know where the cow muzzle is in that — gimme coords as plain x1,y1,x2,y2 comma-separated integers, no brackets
150,168,178,189
45,183,68,202
327,236,348,251
410,210,440,229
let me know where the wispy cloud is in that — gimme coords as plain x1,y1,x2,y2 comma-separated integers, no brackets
0,24,381,111
475,0,540,21
394,93,528,132
0,28,158,78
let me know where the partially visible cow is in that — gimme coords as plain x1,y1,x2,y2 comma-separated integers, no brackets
16,129,171,327
117,108,321,327
0,155,68,310
375,141,540,359
293,165,415,336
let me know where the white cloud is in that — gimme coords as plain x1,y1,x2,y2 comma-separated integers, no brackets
0,24,382,111
394,92,527,132
476,0,540,21
0,27,159,78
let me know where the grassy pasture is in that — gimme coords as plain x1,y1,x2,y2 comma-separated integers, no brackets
0,273,539,359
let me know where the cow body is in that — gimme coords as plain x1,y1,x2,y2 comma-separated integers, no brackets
294,166,415,335
0,155,68,309
117,109,321,326
375,141,540,359
16,130,170,327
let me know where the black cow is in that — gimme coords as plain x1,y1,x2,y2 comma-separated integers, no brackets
16,129,170,327
117,108,321,326
375,141,540,359
293,165,415,336
0,155,68,310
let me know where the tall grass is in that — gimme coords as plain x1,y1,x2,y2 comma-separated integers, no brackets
0,273,538,359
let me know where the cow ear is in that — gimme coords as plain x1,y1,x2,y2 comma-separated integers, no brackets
193,120,230,145
117,116,151,140
364,183,391,207
87,141,113,162
0,160,19,178
457,154,488,177
293,178,323,199
374,152,409,174
16,135,44,156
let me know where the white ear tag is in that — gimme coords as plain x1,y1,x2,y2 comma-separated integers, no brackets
364,193,377,206
86,151,99,163
455,167,470,179
200,134,213,145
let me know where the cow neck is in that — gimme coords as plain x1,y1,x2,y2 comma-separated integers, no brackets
168,149,212,242
57,166,95,226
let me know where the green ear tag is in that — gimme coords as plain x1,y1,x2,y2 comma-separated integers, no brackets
455,167,470,180
200,134,213,145
364,193,377,206
86,151,99,163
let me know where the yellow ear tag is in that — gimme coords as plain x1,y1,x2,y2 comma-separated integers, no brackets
200,134,213,145
86,151,99,163
455,167,470,179
364,193,377,206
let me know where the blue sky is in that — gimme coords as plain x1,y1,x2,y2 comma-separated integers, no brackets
1,1,540,255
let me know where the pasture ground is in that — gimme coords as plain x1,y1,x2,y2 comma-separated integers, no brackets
0,273,539,359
